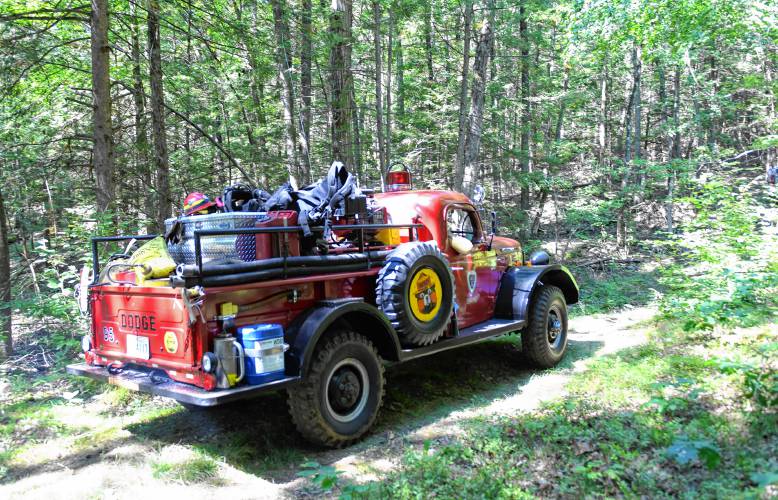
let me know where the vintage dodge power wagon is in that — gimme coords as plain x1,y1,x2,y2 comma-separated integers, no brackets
68,166,578,447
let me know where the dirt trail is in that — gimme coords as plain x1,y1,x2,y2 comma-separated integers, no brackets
1,306,654,500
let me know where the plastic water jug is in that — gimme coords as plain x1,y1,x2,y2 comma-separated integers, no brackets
237,324,288,385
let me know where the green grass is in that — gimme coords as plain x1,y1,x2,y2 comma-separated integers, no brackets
570,266,661,316
151,452,220,484
344,322,777,499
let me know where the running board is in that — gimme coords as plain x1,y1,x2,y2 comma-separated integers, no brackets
66,363,300,407
398,318,525,362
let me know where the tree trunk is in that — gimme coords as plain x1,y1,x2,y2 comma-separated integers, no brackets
270,0,301,186
633,44,642,187
91,0,114,214
424,1,434,83
519,0,530,237
299,0,313,184
372,0,386,176
0,188,11,359
351,88,364,179
617,43,641,250
131,0,152,232
463,19,494,191
598,54,608,168
666,65,682,233
533,70,567,236
453,0,474,191
385,10,393,167
396,35,405,126
147,0,170,230
329,0,354,168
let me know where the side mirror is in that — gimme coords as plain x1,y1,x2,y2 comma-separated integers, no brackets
490,211,497,235
529,250,551,266
472,185,485,206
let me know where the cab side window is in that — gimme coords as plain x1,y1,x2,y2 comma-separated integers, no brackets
446,208,479,242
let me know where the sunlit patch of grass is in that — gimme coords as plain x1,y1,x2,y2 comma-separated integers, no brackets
193,430,305,474
571,267,661,316
151,448,221,484
0,400,72,444
351,316,777,498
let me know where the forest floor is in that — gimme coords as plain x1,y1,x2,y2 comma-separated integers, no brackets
0,296,658,500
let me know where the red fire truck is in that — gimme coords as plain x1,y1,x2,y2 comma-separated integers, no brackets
68,169,578,447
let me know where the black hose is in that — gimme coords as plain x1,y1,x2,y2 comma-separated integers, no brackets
171,260,386,288
178,250,391,277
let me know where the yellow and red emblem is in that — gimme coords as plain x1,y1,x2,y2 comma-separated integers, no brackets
409,268,442,322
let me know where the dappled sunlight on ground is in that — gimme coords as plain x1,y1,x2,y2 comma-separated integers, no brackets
1,305,657,499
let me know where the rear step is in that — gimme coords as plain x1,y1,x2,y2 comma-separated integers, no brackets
66,363,300,407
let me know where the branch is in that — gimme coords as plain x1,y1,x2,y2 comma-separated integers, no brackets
115,79,255,183
0,5,89,23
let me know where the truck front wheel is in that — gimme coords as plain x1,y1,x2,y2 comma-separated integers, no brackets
287,330,385,448
522,285,568,368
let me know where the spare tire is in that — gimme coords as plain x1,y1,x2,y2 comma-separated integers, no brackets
376,241,455,346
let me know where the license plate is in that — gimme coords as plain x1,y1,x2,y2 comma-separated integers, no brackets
126,334,150,360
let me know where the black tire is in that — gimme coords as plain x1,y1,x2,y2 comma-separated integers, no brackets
522,285,568,368
287,331,385,448
375,241,455,346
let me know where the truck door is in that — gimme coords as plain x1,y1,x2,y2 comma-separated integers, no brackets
444,205,500,329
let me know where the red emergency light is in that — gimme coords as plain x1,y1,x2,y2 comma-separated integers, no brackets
386,167,412,192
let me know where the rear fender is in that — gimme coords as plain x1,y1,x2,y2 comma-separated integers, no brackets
495,265,579,322
285,299,401,377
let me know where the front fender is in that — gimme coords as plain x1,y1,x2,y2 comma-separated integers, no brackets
284,299,401,377
495,265,579,322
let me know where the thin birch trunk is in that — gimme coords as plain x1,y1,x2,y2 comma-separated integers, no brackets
453,0,473,191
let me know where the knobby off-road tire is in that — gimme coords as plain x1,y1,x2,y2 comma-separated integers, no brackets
376,241,455,347
287,331,385,448
522,285,568,368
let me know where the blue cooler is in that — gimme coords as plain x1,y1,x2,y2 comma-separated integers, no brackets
237,324,288,385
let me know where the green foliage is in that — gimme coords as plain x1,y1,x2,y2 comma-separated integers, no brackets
297,461,344,491
571,267,659,315
665,437,721,469
658,179,778,331
715,342,778,411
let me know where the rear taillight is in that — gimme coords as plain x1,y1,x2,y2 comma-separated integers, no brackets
202,352,218,373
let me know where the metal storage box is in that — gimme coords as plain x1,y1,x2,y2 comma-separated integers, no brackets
164,212,269,265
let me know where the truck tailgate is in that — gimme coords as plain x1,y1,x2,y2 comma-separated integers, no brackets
91,285,194,369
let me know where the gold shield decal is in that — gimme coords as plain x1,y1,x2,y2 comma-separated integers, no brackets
467,270,477,293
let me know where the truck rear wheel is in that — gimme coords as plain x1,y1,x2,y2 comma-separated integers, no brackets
522,285,568,368
376,241,455,346
287,330,385,448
